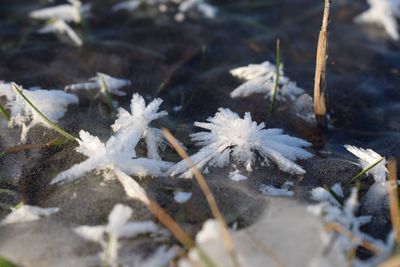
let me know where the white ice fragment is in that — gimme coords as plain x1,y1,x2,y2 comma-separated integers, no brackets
167,108,312,178
1,205,59,226
229,170,248,181
354,0,400,40
259,181,294,197
345,145,387,183
173,191,192,203
75,204,159,267
38,19,83,46
0,82,78,142
65,73,131,97
230,61,304,101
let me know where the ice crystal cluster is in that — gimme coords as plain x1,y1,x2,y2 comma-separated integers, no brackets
51,93,172,184
75,204,160,267
310,184,394,267
29,0,91,46
167,108,312,178
0,82,78,142
354,0,400,40
260,181,294,197
0,205,59,226
113,0,217,22
230,61,304,101
345,145,387,183
65,73,131,97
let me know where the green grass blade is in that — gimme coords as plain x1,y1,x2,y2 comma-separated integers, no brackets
0,256,18,267
269,39,280,114
323,184,344,207
0,103,10,121
98,74,116,113
11,83,76,142
349,157,385,184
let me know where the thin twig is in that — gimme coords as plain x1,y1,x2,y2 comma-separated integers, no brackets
388,159,400,244
246,231,286,267
313,0,331,126
325,223,382,255
379,255,400,267
162,128,240,267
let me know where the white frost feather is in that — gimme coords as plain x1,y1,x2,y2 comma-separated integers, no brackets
65,73,131,96
230,61,304,101
51,130,172,184
0,82,78,142
29,0,90,23
112,0,217,20
354,0,400,40
167,108,312,178
75,204,159,267
52,94,171,184
38,19,82,46
1,205,59,226
345,145,387,183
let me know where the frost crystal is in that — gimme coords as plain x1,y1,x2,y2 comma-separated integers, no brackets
309,186,394,265
1,205,59,226
65,73,131,97
38,19,83,47
345,145,387,183
29,0,90,23
173,191,192,203
0,82,78,142
51,130,172,184
230,61,304,101
29,0,90,46
354,0,400,40
112,0,217,21
229,170,248,181
167,108,312,178
259,181,294,197
75,204,159,267
51,94,171,184
112,93,168,160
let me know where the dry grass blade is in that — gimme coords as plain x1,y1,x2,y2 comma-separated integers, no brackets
113,169,193,249
388,159,400,244
114,169,218,267
379,255,400,267
246,231,286,267
324,223,382,254
162,128,240,267
313,0,331,126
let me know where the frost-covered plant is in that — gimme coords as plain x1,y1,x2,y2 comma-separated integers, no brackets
0,205,59,226
51,94,172,184
354,0,400,40
29,0,90,46
75,204,159,267
112,0,217,22
38,19,83,46
345,145,387,183
65,73,131,97
230,61,304,101
167,108,312,178
0,82,78,142
309,185,394,265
